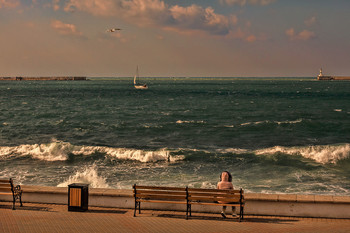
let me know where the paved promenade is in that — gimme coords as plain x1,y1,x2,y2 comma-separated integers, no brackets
1,202,349,233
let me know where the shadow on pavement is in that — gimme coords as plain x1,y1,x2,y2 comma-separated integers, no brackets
0,204,51,212
86,209,128,214
149,212,299,224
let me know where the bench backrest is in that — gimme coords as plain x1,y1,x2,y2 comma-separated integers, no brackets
187,188,244,204
133,185,244,204
133,185,187,201
0,179,14,194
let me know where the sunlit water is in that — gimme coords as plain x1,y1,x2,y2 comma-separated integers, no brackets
0,77,349,195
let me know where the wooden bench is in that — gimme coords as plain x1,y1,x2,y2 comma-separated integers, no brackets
133,184,244,221
187,188,244,221
133,185,188,217
0,178,23,210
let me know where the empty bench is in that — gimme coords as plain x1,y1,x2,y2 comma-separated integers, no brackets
133,184,244,221
133,185,188,217
0,178,23,210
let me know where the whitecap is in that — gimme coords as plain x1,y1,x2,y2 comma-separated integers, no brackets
57,164,110,188
255,144,350,164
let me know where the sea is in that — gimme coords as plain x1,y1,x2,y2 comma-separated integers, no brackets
0,77,349,195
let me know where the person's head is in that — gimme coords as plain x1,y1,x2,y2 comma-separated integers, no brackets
220,171,232,182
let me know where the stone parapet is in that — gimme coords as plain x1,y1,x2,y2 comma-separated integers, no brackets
1,185,349,218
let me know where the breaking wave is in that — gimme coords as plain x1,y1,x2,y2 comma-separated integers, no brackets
57,164,110,188
0,141,183,163
255,144,350,164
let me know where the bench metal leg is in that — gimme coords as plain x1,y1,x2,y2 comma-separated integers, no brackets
134,202,137,217
12,198,15,210
186,204,189,220
139,202,141,214
239,206,244,222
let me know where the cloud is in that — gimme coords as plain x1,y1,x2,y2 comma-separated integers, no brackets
0,0,20,8
52,0,60,11
64,0,118,16
63,0,234,36
220,0,277,6
286,28,315,41
304,16,317,27
51,20,84,37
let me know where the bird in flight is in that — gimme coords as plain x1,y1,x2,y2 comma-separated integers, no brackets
106,28,121,32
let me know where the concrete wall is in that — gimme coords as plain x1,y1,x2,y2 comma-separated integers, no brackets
1,185,349,219
0,77,86,81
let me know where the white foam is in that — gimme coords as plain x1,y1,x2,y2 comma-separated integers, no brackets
240,119,303,126
176,120,205,124
0,142,73,161
57,164,110,188
275,119,303,125
255,144,350,164
72,146,180,163
0,142,183,163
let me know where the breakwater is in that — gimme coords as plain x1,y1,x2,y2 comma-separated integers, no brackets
317,76,350,80
0,76,86,81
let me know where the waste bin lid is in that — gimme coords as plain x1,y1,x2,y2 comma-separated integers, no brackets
68,183,89,187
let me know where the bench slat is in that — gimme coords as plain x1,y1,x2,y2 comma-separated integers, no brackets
135,185,186,191
0,187,13,192
188,192,240,198
188,188,241,193
137,200,187,204
0,183,12,188
136,194,187,200
0,179,12,183
188,197,241,202
0,192,13,195
189,202,243,207
135,190,186,195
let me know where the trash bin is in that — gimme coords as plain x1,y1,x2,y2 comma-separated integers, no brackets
68,183,89,212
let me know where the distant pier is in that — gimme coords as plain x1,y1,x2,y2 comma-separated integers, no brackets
317,68,350,80
0,76,87,81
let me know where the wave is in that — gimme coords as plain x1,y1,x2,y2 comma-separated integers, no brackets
0,142,73,161
176,120,206,124
255,144,350,164
0,141,183,163
57,164,110,188
239,119,303,127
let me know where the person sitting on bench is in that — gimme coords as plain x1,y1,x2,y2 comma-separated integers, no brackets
217,171,236,218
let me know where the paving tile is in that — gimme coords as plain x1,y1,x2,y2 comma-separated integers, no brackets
0,201,349,233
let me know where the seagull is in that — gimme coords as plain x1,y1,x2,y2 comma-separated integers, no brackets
106,28,121,32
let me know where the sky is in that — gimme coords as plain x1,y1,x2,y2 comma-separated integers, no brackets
1,0,350,77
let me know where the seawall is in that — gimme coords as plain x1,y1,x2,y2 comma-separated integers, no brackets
0,76,86,81
1,185,349,219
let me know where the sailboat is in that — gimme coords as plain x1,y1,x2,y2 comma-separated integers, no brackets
134,66,148,89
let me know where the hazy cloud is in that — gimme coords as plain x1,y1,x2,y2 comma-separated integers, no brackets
304,16,317,27
52,0,60,11
63,0,234,36
220,0,277,6
0,0,20,8
51,20,84,37
286,28,315,41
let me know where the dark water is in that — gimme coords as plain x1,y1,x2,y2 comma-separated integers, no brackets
0,78,349,195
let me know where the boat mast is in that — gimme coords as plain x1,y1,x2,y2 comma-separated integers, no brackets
134,66,139,85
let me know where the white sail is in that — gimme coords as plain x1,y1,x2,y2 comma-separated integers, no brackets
134,66,148,89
